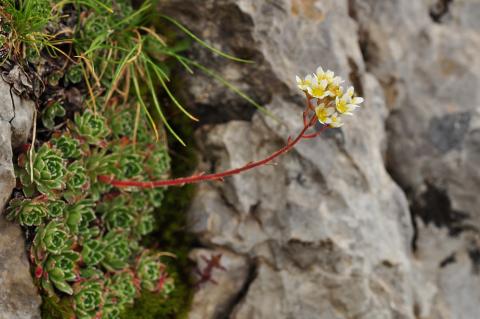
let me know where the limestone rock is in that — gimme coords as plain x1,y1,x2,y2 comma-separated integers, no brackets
354,2,480,318
0,79,41,319
159,0,480,318
189,248,250,319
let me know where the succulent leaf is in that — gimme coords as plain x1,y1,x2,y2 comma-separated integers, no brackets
51,135,82,159
42,102,66,129
73,110,110,145
64,161,90,203
73,280,104,319
101,231,132,272
81,239,105,266
18,144,66,197
33,220,71,259
42,250,80,295
136,252,170,292
64,199,95,234
6,197,48,227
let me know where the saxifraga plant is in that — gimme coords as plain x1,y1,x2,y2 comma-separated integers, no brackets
6,197,48,226
41,250,80,295
3,0,304,317
73,280,104,319
8,107,173,318
99,66,364,189
33,220,72,259
18,144,66,197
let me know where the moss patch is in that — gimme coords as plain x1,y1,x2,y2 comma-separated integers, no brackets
121,106,198,319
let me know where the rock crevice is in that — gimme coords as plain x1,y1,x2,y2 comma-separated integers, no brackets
158,0,480,318
0,77,40,319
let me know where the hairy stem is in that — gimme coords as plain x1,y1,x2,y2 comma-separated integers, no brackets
99,107,327,188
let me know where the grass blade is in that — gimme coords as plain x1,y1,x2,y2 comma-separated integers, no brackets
160,14,253,64
179,56,278,122
147,58,198,122
143,60,186,146
131,64,160,141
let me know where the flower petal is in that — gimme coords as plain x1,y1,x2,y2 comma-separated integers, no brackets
346,86,354,97
352,97,364,104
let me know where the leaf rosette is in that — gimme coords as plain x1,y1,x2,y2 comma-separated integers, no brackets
81,239,105,266
33,220,71,259
42,102,66,129
18,144,66,197
119,152,144,179
51,135,82,159
136,252,167,292
66,64,83,84
73,280,104,319
73,110,110,145
47,200,66,219
135,212,155,236
64,161,90,203
104,271,138,309
101,305,121,319
42,250,80,295
6,197,48,227
64,199,95,234
144,145,170,179
101,231,132,272
98,197,135,232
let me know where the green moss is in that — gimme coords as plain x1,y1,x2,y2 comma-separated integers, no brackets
41,296,74,319
121,107,197,319
120,270,191,319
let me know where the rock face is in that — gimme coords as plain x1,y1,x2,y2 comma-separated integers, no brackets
158,0,480,318
0,79,40,319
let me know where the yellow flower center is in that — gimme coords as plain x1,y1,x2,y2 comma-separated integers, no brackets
300,79,311,87
311,86,326,98
315,107,329,123
336,100,348,113
329,85,343,97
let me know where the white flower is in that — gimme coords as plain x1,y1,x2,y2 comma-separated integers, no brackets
315,103,335,124
335,86,364,115
316,67,343,86
296,74,313,91
315,67,345,99
351,96,364,105
295,66,364,128
307,77,332,99
315,66,335,82
325,112,344,127
330,76,343,86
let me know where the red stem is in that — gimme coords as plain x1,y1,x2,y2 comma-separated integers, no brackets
99,110,328,188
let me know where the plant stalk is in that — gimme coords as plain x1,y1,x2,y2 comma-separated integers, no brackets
99,110,328,189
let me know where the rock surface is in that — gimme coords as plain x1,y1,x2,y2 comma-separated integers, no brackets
159,0,480,318
0,78,40,319
189,248,250,319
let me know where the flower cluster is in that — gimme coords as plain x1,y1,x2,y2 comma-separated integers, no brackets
296,66,364,127
7,105,174,319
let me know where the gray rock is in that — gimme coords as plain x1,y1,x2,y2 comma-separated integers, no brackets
0,215,42,319
159,0,480,318
189,248,250,319
0,79,41,319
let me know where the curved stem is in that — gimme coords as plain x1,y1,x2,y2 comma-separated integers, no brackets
99,111,328,188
